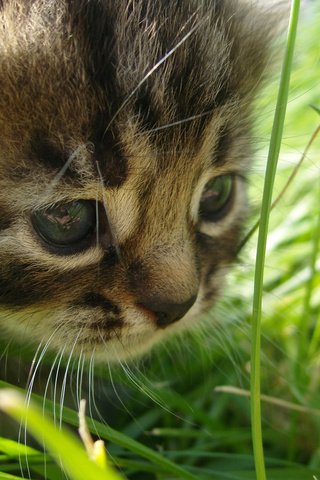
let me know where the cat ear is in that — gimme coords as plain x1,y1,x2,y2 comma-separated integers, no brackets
224,0,289,99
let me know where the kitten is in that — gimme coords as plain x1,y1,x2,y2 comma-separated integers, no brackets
0,0,276,361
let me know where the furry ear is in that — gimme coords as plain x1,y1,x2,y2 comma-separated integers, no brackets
222,1,287,99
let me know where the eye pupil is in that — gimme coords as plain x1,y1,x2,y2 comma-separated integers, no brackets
199,175,234,221
32,200,96,251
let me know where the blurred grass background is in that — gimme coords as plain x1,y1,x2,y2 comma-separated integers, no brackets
0,2,319,479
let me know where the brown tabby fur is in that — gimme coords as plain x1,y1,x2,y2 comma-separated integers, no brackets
0,0,277,360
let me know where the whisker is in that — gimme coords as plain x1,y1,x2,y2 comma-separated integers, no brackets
59,328,82,430
120,360,175,415
52,346,66,426
95,196,100,247
42,349,62,414
107,359,134,421
147,110,212,133
40,144,89,200
76,349,85,410
25,341,44,388
0,338,12,377
87,350,102,438
104,19,202,133
19,323,63,479
42,348,62,480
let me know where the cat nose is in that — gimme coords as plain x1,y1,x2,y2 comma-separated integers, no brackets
140,294,197,327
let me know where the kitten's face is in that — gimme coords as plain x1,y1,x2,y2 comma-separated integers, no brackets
0,0,272,360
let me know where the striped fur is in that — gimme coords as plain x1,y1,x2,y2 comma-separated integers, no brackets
0,0,278,360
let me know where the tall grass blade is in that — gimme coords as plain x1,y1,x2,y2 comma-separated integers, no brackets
250,1,300,479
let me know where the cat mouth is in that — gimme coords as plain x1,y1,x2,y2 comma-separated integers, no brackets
8,296,200,360
74,326,160,361
68,303,192,358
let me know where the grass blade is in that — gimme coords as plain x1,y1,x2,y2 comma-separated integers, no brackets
0,381,197,480
250,1,300,479
0,389,123,480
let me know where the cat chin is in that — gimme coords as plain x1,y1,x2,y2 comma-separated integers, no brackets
80,299,207,362
90,330,166,363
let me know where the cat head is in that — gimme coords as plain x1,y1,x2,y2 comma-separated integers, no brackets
0,0,276,360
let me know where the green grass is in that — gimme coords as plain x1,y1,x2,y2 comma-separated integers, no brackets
250,2,300,479
0,1,319,479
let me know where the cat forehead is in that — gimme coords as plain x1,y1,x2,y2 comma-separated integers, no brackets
0,0,272,155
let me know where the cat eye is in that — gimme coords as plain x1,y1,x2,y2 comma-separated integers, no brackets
199,175,234,221
31,200,96,252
